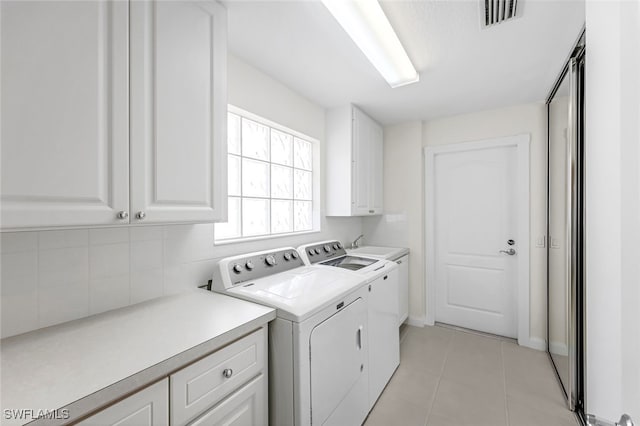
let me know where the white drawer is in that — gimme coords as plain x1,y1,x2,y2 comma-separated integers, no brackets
170,328,266,425
78,379,169,426
188,374,266,426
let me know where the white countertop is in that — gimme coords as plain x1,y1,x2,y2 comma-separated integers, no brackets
346,245,409,261
0,290,275,426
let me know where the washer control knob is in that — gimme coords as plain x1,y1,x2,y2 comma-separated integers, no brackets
314,248,321,255
232,264,243,274
336,242,342,249
283,252,291,261
308,250,314,256
333,243,339,250
292,251,299,259
323,245,331,253
245,261,254,270
265,255,276,266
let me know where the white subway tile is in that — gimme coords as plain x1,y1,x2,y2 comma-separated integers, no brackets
0,232,38,253
164,224,215,265
89,243,129,279
131,240,163,271
38,281,89,328
89,275,130,315
1,251,38,292
130,226,164,242
1,290,38,338
131,269,164,304
89,227,129,245
39,247,88,288
38,230,88,250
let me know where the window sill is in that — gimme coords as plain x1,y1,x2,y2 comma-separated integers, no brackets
214,229,321,246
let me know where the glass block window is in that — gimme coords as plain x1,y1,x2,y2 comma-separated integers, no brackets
215,110,316,242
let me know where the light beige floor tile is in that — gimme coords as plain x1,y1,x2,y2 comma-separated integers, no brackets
429,377,508,426
378,364,441,407
364,395,430,426
400,326,453,376
441,330,505,391
507,396,579,426
502,341,557,381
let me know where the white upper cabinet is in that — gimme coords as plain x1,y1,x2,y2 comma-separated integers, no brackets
130,0,227,224
1,1,130,229
0,0,227,230
326,105,383,216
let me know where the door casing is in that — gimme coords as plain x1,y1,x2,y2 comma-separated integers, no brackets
424,134,532,348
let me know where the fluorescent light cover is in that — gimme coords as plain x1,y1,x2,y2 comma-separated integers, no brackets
322,0,419,88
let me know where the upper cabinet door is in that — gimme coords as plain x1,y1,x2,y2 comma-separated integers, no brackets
351,108,371,215
129,0,227,224
369,121,384,213
1,1,129,229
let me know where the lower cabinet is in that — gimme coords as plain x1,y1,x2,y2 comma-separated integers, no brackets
78,379,169,426
78,328,267,426
396,255,410,326
170,328,266,425
367,269,400,408
188,375,265,426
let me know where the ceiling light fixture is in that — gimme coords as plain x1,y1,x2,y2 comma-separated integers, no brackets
321,0,419,88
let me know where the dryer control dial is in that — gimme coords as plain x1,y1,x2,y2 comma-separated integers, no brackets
323,245,331,253
232,264,243,274
245,261,254,270
265,255,277,266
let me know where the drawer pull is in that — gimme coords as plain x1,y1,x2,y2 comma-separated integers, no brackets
222,368,233,379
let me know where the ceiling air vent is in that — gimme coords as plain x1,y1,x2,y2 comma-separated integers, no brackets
482,0,518,27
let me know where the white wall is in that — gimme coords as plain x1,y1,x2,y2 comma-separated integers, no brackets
585,0,640,421
0,54,363,338
365,103,548,346
362,121,424,324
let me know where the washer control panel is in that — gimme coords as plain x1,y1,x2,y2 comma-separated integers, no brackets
224,248,303,286
303,240,347,264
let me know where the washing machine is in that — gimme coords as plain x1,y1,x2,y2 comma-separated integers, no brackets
211,247,370,426
296,240,400,409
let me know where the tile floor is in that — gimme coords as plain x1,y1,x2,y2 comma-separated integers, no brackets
364,324,579,426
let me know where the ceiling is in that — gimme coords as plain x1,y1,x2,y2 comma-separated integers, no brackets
224,0,585,125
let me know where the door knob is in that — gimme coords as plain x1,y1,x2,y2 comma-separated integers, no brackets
499,248,517,255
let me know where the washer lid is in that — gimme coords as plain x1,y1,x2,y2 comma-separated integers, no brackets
225,266,364,322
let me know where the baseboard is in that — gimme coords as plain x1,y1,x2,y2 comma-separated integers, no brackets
406,316,426,327
549,341,569,356
520,336,547,351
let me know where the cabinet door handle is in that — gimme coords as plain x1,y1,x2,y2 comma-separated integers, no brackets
368,210,374,214
222,368,233,379
357,326,363,349
117,211,128,220
136,211,146,220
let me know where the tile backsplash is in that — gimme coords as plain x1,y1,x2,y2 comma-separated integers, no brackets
1,224,221,338
0,218,362,338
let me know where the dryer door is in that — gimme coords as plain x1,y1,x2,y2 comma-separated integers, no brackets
310,297,367,426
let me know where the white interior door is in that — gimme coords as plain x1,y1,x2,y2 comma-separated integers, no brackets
434,144,518,338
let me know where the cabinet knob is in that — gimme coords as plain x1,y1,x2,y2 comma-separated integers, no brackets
117,211,128,220
222,368,233,379
136,211,146,220
368,210,374,214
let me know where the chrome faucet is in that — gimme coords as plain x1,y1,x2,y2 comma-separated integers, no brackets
351,234,364,249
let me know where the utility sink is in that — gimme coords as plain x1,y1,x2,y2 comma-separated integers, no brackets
346,246,408,261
